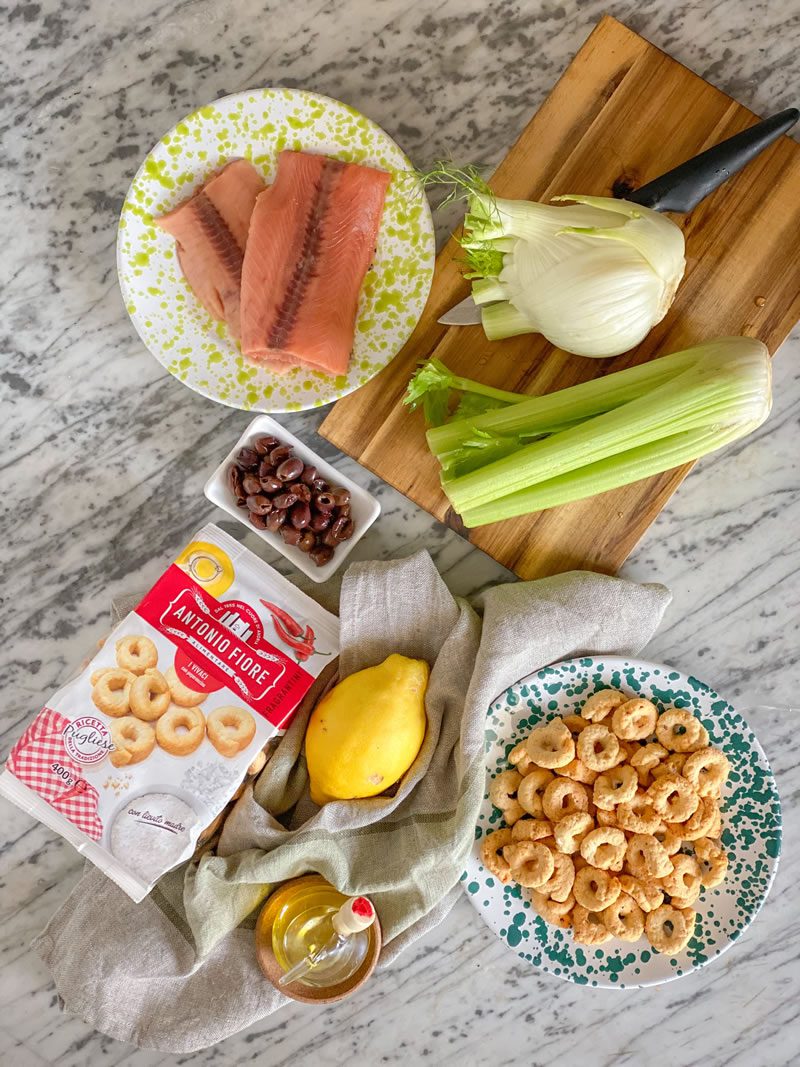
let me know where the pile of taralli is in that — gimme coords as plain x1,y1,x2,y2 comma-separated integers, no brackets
481,689,730,952
91,634,256,766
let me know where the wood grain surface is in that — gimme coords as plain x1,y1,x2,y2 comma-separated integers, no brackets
320,15,800,579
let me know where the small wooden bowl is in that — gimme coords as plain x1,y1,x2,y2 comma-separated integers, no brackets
254,875,382,1004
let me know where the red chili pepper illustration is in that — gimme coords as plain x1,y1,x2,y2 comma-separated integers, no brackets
292,626,317,662
271,614,303,648
260,602,329,662
259,600,303,638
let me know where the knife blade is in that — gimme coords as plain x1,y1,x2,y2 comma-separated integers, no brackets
437,107,798,327
438,293,482,326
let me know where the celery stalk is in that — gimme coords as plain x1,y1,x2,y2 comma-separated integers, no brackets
426,345,704,458
458,423,748,526
442,341,771,514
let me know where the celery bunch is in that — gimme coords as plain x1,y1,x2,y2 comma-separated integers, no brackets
404,339,772,527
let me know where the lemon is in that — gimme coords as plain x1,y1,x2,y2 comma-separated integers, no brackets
305,653,429,805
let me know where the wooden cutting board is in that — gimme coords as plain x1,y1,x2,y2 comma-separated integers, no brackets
320,15,800,580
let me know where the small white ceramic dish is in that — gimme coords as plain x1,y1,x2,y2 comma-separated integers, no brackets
204,415,380,582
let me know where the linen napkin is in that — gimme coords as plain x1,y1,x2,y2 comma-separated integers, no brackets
34,550,670,1052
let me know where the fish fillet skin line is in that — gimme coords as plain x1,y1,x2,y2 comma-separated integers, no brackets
240,150,391,376
155,159,265,337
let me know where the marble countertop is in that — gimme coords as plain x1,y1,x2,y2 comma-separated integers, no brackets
2,0,799,1063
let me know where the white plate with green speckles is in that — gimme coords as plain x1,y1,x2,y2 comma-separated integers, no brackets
463,656,782,989
116,88,435,412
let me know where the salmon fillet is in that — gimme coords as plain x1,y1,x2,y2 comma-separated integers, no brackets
240,151,390,376
155,159,266,338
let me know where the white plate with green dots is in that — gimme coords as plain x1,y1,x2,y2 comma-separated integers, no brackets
462,656,782,989
117,88,435,413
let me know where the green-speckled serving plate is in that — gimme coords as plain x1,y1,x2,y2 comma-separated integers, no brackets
117,88,435,412
463,656,781,989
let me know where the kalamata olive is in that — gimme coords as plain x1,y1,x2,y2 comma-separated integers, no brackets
311,477,329,492
266,509,286,532
258,458,275,479
249,512,268,529
310,543,334,567
276,456,304,482
246,494,272,516
228,465,245,503
334,502,351,519
321,527,339,547
314,492,335,512
273,491,298,509
338,518,355,541
331,487,351,506
289,482,312,503
254,434,279,454
269,444,293,465
309,510,332,532
242,472,262,495
300,464,318,486
259,473,282,494
237,447,260,469
280,525,302,546
290,502,311,529
330,515,352,541
298,530,316,553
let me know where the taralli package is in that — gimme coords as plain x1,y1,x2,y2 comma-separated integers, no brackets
0,524,339,901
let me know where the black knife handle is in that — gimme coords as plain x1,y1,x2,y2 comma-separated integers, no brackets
624,108,799,213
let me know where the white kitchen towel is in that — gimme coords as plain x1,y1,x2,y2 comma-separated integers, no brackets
34,550,670,1051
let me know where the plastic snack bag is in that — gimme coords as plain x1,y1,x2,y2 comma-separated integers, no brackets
0,524,339,901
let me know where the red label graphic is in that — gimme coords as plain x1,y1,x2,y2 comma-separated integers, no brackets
137,566,313,727
173,650,224,695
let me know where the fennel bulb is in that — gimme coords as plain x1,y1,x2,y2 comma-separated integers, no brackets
464,191,686,357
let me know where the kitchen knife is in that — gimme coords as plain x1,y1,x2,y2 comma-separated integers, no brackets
437,107,799,326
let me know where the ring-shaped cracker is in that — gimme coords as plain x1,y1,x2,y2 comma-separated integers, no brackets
579,827,626,871
110,715,155,767
593,765,637,810
502,841,555,888
156,705,206,756
572,905,613,944
611,698,658,741
577,724,621,772
115,635,158,675
625,833,674,880
542,778,589,822
645,904,695,953
480,829,514,884
489,769,525,825
601,892,645,941
517,768,554,818
573,865,621,911
617,874,664,913
524,719,575,769
92,669,134,717
656,708,706,753
129,670,171,722
694,837,728,888
581,689,626,723
682,747,730,797
647,774,699,823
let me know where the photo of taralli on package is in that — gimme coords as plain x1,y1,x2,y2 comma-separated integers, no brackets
2,2,798,1065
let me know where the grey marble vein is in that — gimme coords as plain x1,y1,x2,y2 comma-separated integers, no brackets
1,0,799,1064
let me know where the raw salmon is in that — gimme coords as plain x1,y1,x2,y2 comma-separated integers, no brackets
240,151,390,375
155,159,265,338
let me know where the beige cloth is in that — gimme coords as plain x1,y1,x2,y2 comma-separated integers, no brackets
34,551,670,1052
